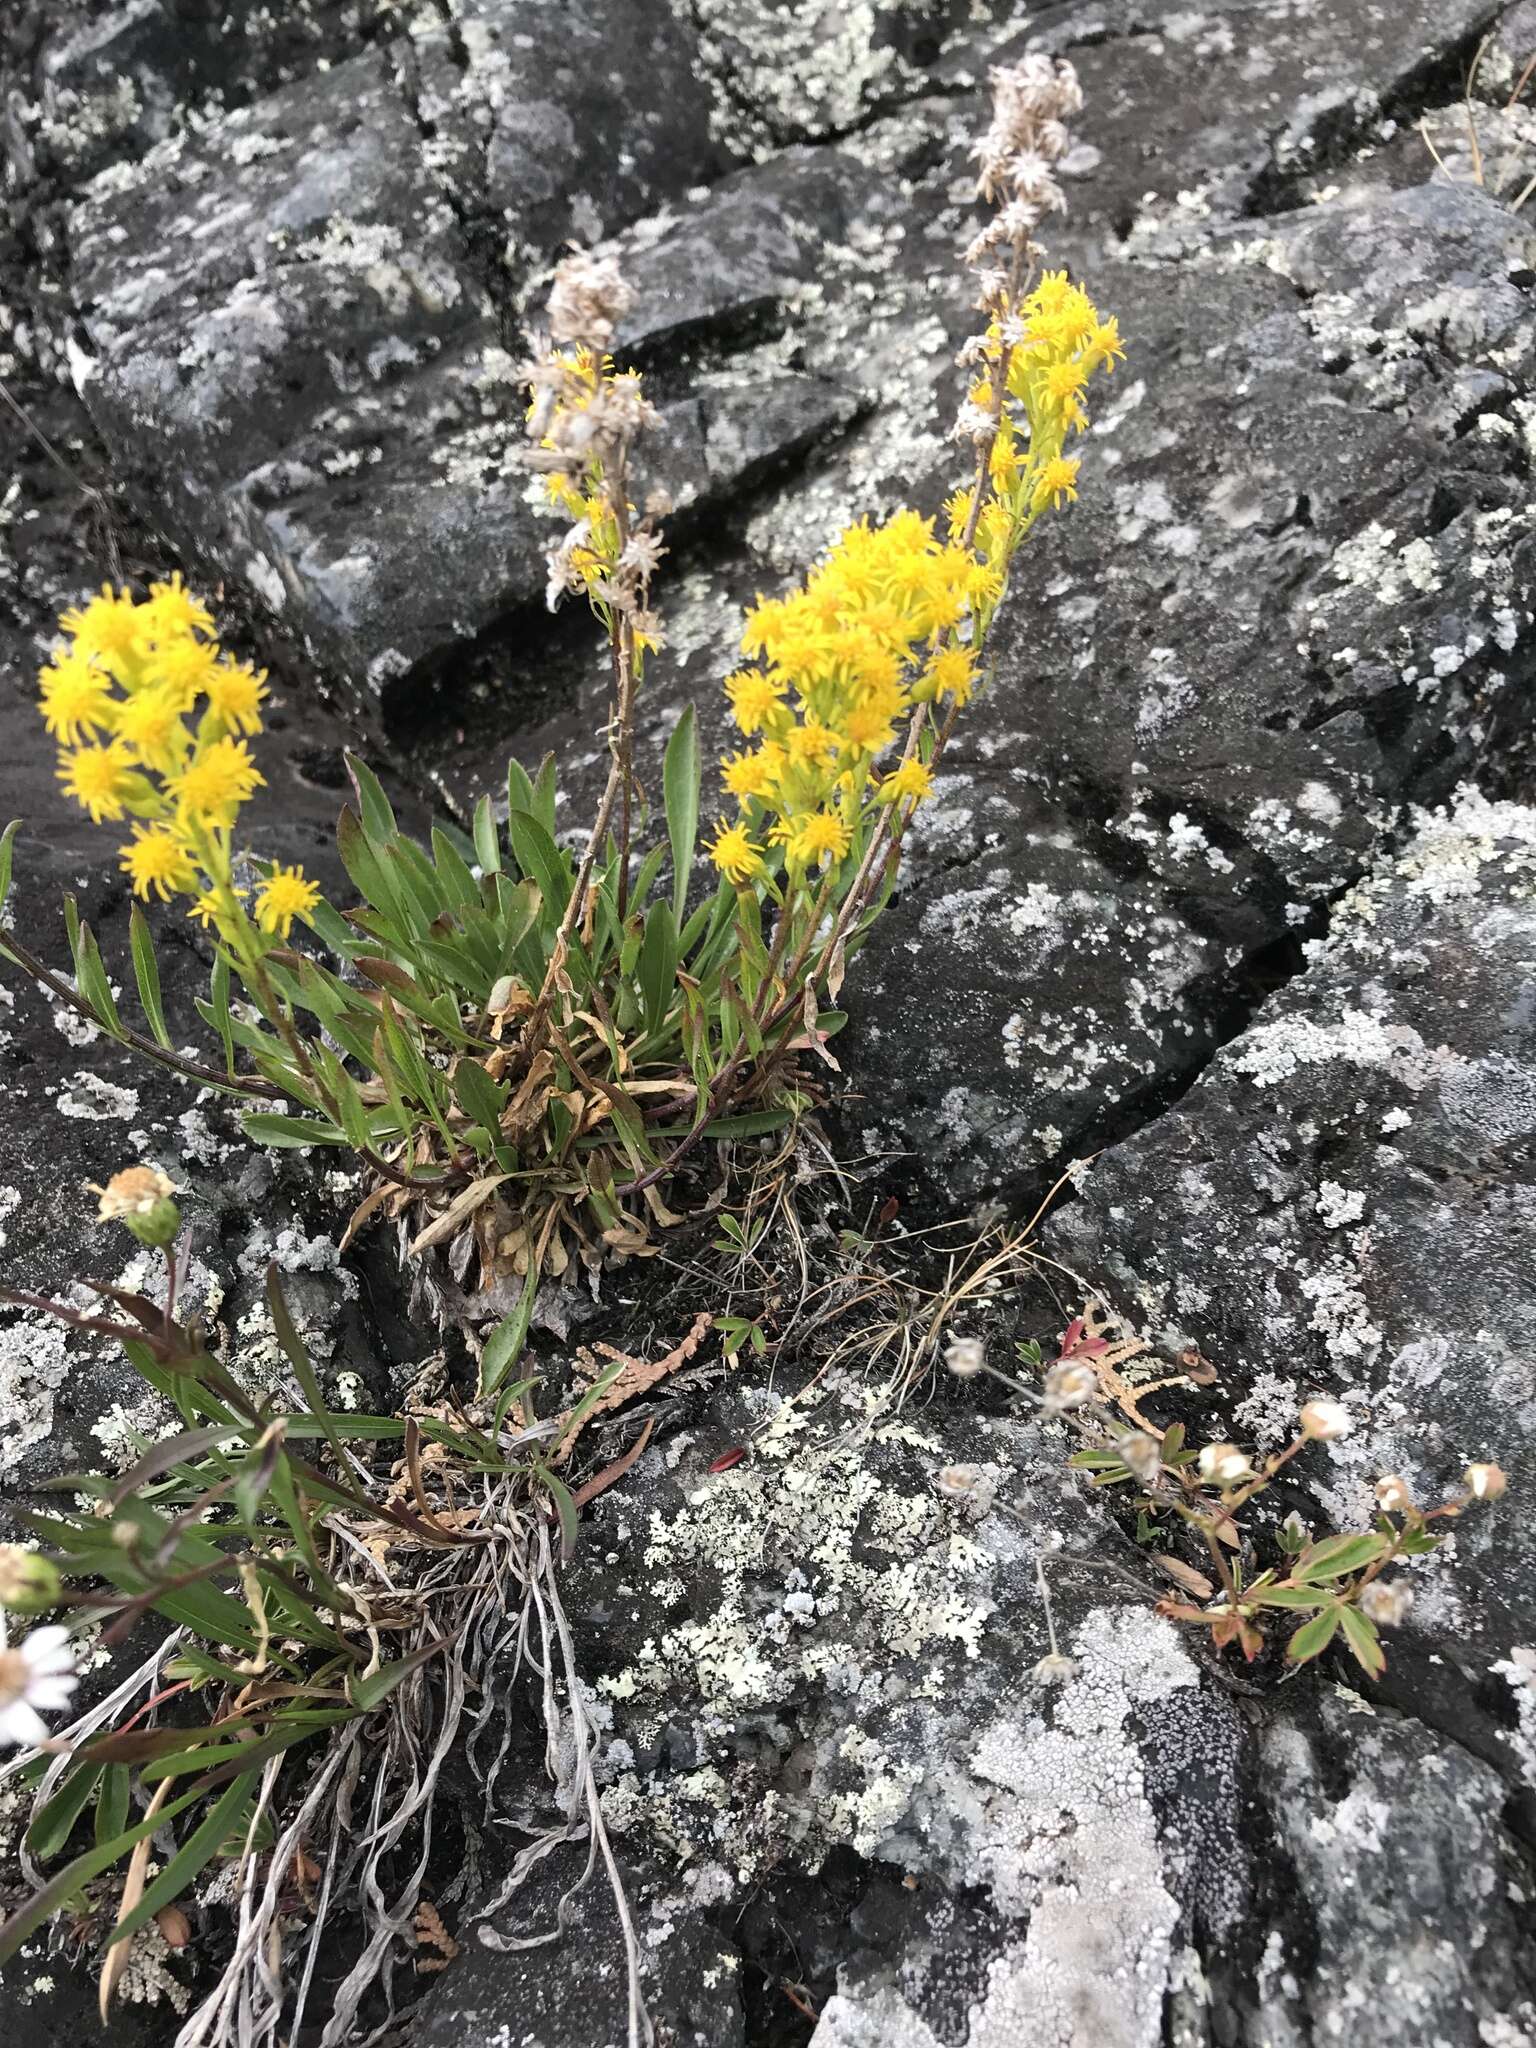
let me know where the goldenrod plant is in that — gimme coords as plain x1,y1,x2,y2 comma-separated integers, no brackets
1,59,1115,1369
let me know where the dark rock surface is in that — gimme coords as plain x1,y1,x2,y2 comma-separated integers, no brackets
1051,788,1536,1782
4,1,1536,2045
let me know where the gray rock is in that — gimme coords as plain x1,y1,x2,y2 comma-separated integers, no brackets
1051,787,1536,1779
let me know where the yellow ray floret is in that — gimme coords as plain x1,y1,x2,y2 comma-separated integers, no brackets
170,736,264,826
57,740,137,824
120,824,198,903
255,864,320,939
708,816,764,884
39,651,115,744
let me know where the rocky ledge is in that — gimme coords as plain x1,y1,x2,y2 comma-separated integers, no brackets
2,3,1536,2046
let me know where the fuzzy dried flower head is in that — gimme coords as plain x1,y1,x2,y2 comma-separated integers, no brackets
1465,1462,1508,1500
1118,1433,1163,1485
1042,1359,1098,1412
1031,1651,1078,1686
91,1163,182,1246
546,250,634,350
1375,1474,1414,1514
1358,1578,1415,1628
1299,1397,1353,1441
944,1336,986,1379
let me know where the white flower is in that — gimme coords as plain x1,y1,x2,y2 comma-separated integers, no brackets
0,1626,79,1749
1298,1397,1353,1441
1465,1462,1508,1501
1374,1474,1413,1514
1197,1442,1253,1486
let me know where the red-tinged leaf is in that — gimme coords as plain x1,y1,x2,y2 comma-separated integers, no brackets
707,1448,746,1475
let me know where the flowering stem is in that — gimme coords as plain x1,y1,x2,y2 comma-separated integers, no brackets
0,926,268,1097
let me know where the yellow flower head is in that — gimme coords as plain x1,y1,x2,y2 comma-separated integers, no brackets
255,863,320,939
149,633,221,709
1082,316,1125,375
879,758,934,806
775,809,851,869
114,685,187,772
836,698,900,754
724,667,784,737
120,823,197,903
722,748,778,802
203,658,267,737
39,651,114,744
141,573,215,641
921,646,978,706
59,585,142,668
708,816,764,885
57,740,137,824
171,736,264,826
784,720,840,769
1033,455,1080,511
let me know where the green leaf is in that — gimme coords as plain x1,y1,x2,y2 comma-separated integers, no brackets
432,826,482,913
532,753,559,837
506,809,569,923
94,1763,132,1846
25,1763,102,1860
1294,1532,1390,1583
473,794,501,877
0,819,20,922
481,1264,540,1397
207,951,236,1077
506,756,537,825
454,1059,509,1135
1245,1583,1328,1610
241,1112,347,1150
1286,1604,1344,1664
346,755,399,843
71,914,122,1033
348,1634,452,1712
0,1776,218,1965
638,900,678,1036
107,1771,259,1950
540,1468,581,1562
126,902,172,1046
1338,1603,1386,1679
663,704,699,924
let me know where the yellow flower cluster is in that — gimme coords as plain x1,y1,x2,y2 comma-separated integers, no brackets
949,270,1124,606
709,273,1121,892
708,512,990,882
41,579,318,940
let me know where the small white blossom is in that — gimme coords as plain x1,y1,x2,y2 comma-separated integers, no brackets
0,1626,78,1749
1299,1397,1353,1441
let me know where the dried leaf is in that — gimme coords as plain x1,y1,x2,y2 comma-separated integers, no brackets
407,1175,509,1257
1154,1555,1217,1601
